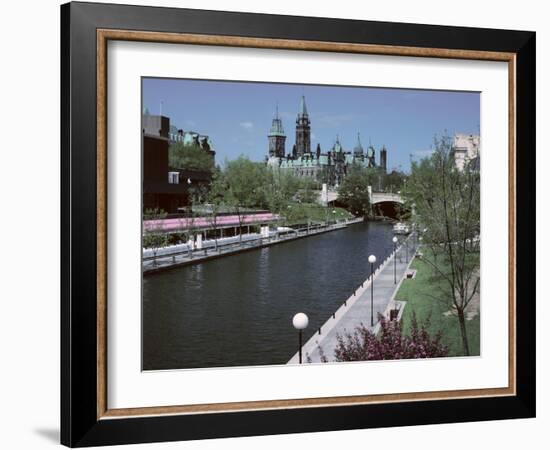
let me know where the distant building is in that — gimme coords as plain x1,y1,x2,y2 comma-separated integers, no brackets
380,145,388,173
453,133,480,171
266,96,388,187
168,127,216,161
295,96,311,157
142,114,212,214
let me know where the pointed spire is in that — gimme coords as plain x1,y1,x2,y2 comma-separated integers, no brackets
269,103,285,137
334,134,343,152
299,95,308,116
354,132,364,154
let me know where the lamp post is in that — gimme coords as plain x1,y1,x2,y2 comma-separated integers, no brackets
392,236,398,284
292,312,309,364
368,254,377,326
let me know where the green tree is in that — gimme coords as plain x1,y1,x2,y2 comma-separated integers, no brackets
402,134,480,356
337,164,373,216
283,203,308,226
206,168,228,251
265,169,301,215
224,156,269,243
296,177,318,204
180,179,211,257
383,169,407,192
142,208,168,265
169,142,214,173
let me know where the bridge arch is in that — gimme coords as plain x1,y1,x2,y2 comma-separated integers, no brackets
370,192,405,219
370,192,404,206
317,187,406,218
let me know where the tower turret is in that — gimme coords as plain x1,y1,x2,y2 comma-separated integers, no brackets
268,105,286,158
380,145,387,173
295,96,311,157
366,138,376,168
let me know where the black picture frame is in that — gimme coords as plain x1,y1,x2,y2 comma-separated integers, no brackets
61,1,535,447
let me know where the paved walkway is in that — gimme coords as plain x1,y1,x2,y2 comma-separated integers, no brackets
288,234,417,364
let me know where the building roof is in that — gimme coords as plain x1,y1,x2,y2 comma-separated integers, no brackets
269,105,286,137
142,114,170,138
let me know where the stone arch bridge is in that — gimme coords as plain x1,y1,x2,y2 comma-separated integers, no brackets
321,189,403,205
319,189,405,218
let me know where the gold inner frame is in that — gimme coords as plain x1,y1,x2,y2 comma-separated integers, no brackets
96,29,517,420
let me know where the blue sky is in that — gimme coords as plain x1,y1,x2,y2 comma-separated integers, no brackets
143,78,479,173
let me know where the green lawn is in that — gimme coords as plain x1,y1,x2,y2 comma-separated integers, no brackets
395,257,480,357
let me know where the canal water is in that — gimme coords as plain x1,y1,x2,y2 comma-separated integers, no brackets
143,221,394,370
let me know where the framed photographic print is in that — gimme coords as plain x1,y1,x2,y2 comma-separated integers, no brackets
61,1,536,447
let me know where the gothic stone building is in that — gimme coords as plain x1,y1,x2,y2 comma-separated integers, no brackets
266,96,388,187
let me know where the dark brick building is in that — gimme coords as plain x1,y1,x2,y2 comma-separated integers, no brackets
142,114,212,214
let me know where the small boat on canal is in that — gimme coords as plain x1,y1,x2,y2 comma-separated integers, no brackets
393,222,410,235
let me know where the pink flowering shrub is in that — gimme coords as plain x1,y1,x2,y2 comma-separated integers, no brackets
333,312,448,361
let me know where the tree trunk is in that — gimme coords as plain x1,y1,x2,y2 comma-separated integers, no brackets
457,308,470,356
213,215,218,252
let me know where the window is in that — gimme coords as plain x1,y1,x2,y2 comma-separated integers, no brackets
168,171,180,184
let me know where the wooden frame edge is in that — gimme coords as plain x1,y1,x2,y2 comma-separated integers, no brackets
97,29,108,419
508,55,517,396
97,29,515,61
100,387,515,419
95,28,517,420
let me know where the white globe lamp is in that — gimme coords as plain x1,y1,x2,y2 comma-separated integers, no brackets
292,313,309,364
293,312,309,330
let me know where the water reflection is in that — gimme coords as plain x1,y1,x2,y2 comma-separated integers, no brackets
143,221,393,370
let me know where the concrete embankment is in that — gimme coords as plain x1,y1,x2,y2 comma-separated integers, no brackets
288,234,417,364
143,218,364,275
